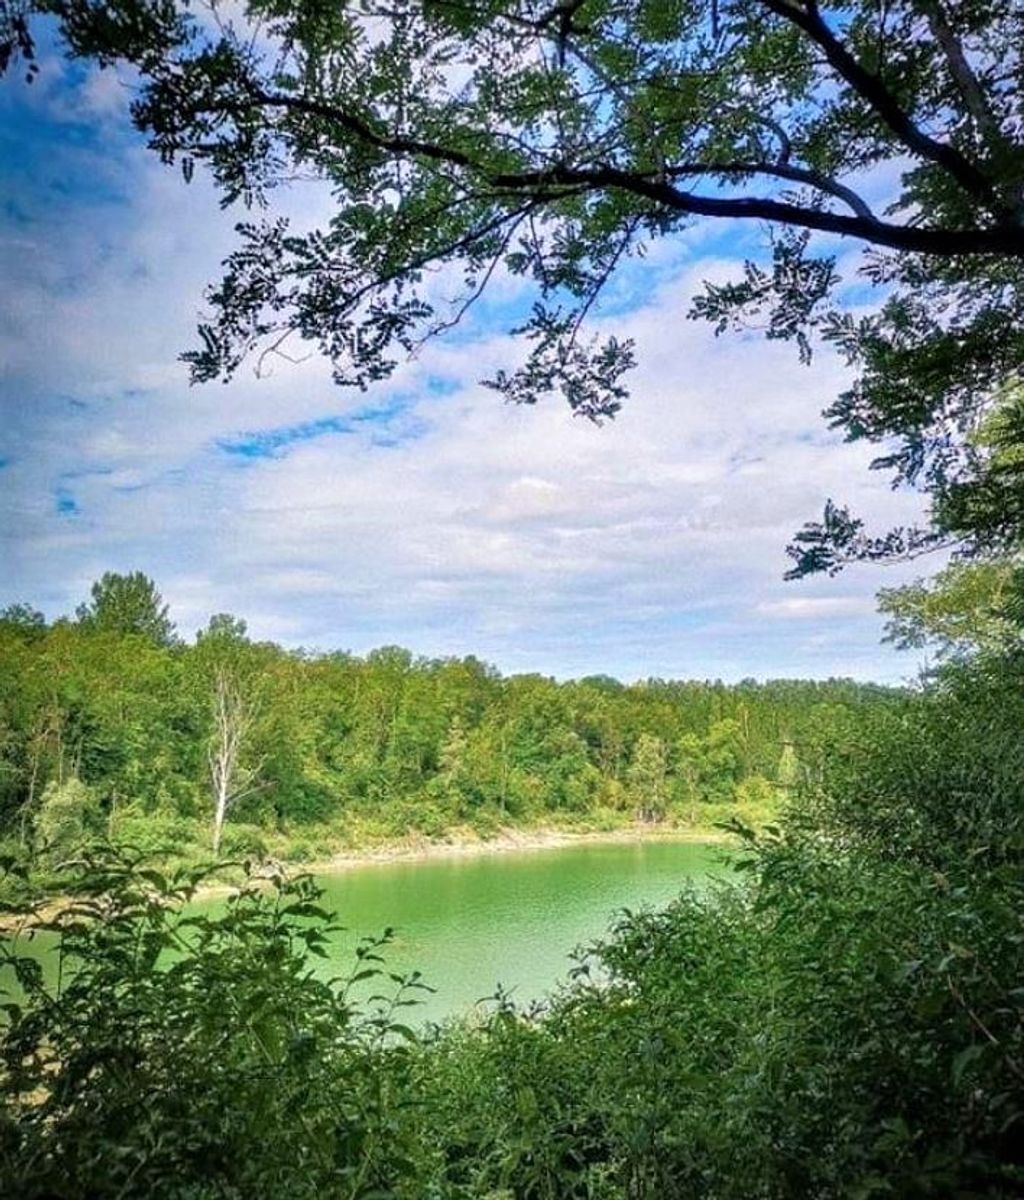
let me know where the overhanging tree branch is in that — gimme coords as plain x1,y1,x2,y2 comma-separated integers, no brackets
8,0,1024,573
662,160,876,219
245,90,1024,258
758,0,1010,219
916,0,1007,154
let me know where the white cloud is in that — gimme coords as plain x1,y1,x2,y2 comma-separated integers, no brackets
0,68,935,684
755,597,879,620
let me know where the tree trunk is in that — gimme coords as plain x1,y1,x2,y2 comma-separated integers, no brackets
208,666,262,856
212,781,228,855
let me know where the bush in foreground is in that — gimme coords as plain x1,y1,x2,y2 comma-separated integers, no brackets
2,659,1022,1198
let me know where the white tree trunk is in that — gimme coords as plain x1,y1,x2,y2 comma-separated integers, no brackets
208,667,262,855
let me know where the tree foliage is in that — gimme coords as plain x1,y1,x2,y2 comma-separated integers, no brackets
0,574,890,854
626,731,668,822
0,854,432,1198
4,1,1024,570
878,557,1024,660
33,777,102,864
75,572,177,647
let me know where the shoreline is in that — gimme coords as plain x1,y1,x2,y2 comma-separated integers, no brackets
0,825,733,920
189,824,731,900
293,823,730,878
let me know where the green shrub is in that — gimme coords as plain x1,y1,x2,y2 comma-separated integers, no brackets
0,853,435,1199
796,656,1024,870
378,796,453,840
111,810,200,859
466,806,502,839
220,824,269,858
33,778,103,864
280,837,316,862
732,773,779,826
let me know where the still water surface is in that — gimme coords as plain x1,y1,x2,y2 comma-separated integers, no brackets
10,839,724,1026
288,838,723,1023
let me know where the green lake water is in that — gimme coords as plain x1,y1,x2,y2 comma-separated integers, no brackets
287,838,724,1024
7,839,725,1026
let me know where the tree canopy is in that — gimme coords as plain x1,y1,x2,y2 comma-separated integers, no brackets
876,550,1024,661
74,571,177,646
3,0,1023,571
0,572,896,855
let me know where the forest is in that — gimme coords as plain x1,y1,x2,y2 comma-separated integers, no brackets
3,566,1023,1198
0,571,896,868
3,0,1024,1196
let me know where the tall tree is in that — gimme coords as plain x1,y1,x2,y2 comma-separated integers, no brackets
76,572,177,647
208,666,264,856
0,603,46,638
627,733,668,824
435,717,470,816
197,613,250,645
4,1,1024,571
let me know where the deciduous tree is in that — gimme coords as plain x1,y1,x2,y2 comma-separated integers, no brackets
627,732,668,823
208,666,264,855
4,1,1023,571
75,572,176,647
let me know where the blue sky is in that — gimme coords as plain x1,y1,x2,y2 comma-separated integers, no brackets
0,47,935,682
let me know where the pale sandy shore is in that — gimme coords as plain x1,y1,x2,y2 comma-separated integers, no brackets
295,824,729,880
191,825,730,900
1,826,731,920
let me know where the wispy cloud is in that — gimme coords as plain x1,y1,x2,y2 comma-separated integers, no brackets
755,597,878,621
0,55,932,683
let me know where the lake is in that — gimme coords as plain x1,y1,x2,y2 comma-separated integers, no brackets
5,838,725,1026
285,837,724,1024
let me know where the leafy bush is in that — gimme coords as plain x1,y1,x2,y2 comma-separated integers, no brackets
111,809,201,859
0,853,434,1199
732,773,779,826
465,806,503,839
280,837,316,863
796,655,1024,869
220,824,269,859
33,778,103,864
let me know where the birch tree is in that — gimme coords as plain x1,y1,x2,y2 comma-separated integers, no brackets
208,667,264,856
628,733,668,824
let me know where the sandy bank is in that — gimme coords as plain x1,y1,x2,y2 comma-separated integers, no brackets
189,824,729,899
296,824,729,878
1,826,732,919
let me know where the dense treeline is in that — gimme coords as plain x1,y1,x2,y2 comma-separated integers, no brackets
5,570,1022,1197
0,573,897,860
3,640,1022,1197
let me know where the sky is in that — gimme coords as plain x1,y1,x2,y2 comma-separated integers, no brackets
0,44,936,684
